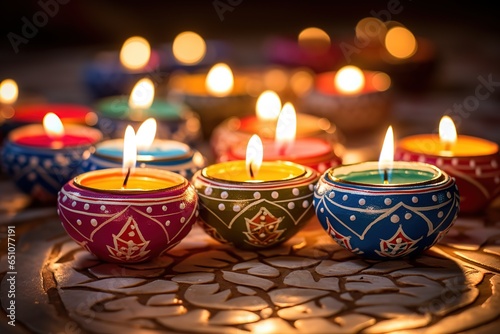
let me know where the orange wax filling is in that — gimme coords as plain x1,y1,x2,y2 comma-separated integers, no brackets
399,134,498,157
204,161,305,183
169,73,249,96
75,168,183,192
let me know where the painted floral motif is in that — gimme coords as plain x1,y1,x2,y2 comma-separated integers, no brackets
243,207,285,247
107,217,151,262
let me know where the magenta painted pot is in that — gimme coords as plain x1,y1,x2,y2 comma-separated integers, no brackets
57,168,198,263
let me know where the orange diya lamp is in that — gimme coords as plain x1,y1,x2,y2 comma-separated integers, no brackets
395,116,500,213
168,62,260,139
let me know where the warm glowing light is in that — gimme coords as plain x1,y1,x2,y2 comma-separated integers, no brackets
439,116,457,150
246,134,263,179
379,126,394,181
263,68,288,92
355,17,387,44
43,112,64,139
122,125,137,175
205,63,234,97
385,26,417,59
334,66,365,95
298,27,331,52
256,90,281,121
290,70,314,96
119,36,151,70
372,72,391,92
136,118,157,151
129,78,155,110
0,79,18,104
275,102,297,153
172,31,207,65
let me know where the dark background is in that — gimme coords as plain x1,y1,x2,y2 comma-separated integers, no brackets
1,1,498,52
0,0,499,146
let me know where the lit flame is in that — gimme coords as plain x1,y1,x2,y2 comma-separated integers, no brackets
0,79,18,104
256,90,281,121
275,102,297,153
372,72,391,92
172,31,207,65
298,27,331,52
379,126,394,184
205,63,234,97
122,125,137,175
385,26,417,59
119,36,151,70
136,118,157,151
334,65,365,95
129,78,155,110
43,112,64,139
439,116,457,150
246,134,263,179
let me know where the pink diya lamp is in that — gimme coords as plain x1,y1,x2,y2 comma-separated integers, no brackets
57,125,198,263
211,90,341,162
224,101,342,173
395,116,500,213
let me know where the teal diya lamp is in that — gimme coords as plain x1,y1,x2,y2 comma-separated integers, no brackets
314,126,460,260
192,135,319,249
80,118,206,179
94,78,201,144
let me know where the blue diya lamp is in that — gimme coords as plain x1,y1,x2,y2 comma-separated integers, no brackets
313,161,460,260
1,123,102,203
94,96,202,144
79,138,206,180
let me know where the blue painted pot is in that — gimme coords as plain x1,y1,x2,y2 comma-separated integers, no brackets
313,161,460,260
78,139,206,180
1,124,102,203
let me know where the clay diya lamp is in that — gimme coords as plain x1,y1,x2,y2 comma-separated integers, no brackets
192,135,319,249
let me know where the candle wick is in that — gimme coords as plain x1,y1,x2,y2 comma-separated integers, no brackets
383,169,389,185
443,141,452,152
122,167,131,188
249,161,255,179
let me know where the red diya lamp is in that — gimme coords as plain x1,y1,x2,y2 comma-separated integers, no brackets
0,79,95,141
224,102,341,173
395,116,500,213
57,126,198,263
1,113,102,202
211,90,341,162
300,65,392,136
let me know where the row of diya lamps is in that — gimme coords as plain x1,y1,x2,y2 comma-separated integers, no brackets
82,20,435,140
1,70,499,264
85,20,436,98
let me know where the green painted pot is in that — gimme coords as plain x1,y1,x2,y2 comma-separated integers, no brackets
191,161,319,249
